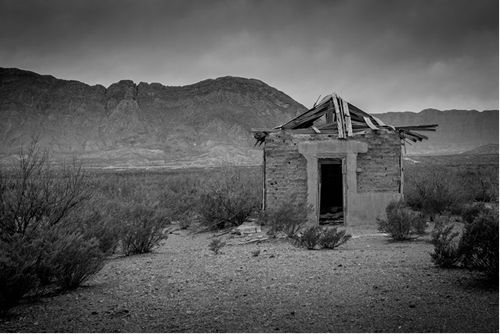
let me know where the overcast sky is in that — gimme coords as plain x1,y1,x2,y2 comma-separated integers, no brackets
0,0,497,113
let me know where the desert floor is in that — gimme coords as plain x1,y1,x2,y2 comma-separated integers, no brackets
1,227,498,333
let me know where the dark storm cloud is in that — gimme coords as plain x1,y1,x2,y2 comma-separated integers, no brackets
0,0,497,112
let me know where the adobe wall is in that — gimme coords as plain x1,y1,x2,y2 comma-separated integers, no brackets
263,129,402,226
356,130,401,193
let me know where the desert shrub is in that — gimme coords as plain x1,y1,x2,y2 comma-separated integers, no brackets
0,236,38,314
176,218,191,230
294,226,323,250
377,200,426,241
120,204,168,256
459,207,499,280
461,168,498,203
208,238,226,254
430,217,462,268
430,205,499,280
0,153,92,237
157,175,202,227
261,201,307,238
0,142,105,312
405,168,465,217
319,227,352,249
405,166,498,217
70,199,123,255
461,203,487,225
197,168,260,229
39,229,105,290
293,226,351,250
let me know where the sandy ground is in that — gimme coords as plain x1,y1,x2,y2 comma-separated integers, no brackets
0,228,498,333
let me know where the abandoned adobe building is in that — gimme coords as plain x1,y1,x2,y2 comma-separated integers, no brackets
253,94,437,227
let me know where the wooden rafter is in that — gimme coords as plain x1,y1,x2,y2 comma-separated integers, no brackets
268,93,438,142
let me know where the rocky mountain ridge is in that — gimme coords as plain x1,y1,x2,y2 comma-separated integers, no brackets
0,67,304,167
0,67,497,168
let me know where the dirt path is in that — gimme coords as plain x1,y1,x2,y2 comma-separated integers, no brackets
1,230,498,332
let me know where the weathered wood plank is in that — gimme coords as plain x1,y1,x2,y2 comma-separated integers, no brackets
396,124,438,130
372,116,386,127
363,116,379,130
402,132,421,142
342,98,353,136
405,130,428,140
332,94,345,138
325,108,334,124
279,103,329,129
317,123,337,130
251,128,279,133
287,105,331,129
337,95,347,137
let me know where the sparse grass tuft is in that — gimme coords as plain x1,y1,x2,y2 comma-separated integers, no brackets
294,226,323,250
261,200,308,238
208,238,226,255
293,225,351,250
319,227,352,249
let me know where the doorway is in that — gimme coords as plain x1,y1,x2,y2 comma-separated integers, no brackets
319,159,344,225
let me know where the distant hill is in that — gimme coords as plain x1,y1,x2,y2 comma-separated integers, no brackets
461,144,499,155
0,67,498,167
0,67,305,167
377,109,498,155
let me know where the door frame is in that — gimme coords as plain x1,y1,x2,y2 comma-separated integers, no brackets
317,157,346,225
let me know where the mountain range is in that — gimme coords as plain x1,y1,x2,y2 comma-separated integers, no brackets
0,67,498,168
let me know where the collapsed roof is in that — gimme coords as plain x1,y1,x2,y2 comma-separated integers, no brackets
253,93,437,145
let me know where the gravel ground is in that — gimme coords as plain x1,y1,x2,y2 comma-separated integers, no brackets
1,229,498,333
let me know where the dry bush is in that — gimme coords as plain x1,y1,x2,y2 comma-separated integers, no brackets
197,167,261,229
0,236,38,314
70,198,124,255
0,142,105,313
377,200,426,241
461,168,498,203
120,203,168,256
461,202,488,225
261,200,308,238
405,166,498,218
90,166,262,232
294,225,323,249
88,171,173,255
405,168,465,217
157,175,202,228
459,205,498,281
0,145,92,237
293,225,351,250
39,229,105,290
430,216,462,268
430,204,498,282
319,227,352,249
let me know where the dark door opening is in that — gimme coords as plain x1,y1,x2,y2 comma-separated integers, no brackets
319,160,344,225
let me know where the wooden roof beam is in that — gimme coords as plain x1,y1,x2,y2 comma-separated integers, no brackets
280,102,331,129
